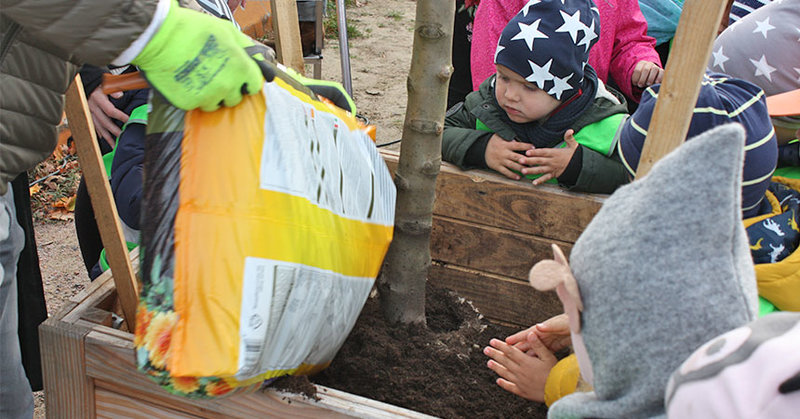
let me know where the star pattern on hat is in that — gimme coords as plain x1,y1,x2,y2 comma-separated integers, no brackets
556,9,585,43
752,17,775,39
512,18,548,50
795,67,800,83
495,0,598,101
577,19,597,53
520,0,542,17
712,46,729,72
548,72,573,100
527,58,555,90
494,44,505,63
750,55,776,82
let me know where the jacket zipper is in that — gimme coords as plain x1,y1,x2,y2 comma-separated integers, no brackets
0,22,21,66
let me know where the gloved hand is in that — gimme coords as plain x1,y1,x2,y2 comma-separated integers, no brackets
131,1,263,111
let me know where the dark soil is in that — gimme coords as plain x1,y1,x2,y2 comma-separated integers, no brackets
288,284,549,419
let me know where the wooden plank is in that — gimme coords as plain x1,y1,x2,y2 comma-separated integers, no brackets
431,216,573,281
429,263,562,327
39,317,95,418
381,151,604,243
83,329,433,418
270,0,305,73
62,267,119,325
65,76,139,328
79,307,114,328
96,388,197,419
67,248,132,306
635,0,729,177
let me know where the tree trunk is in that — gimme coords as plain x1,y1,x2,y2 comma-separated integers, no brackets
377,0,454,324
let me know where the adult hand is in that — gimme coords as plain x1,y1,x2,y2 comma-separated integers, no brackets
131,1,264,111
485,134,534,180
632,61,664,89
520,129,578,185
506,313,571,354
484,336,557,402
87,88,129,147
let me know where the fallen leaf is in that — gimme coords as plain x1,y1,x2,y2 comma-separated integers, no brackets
48,209,74,221
29,184,41,195
66,194,76,212
53,195,76,211
52,146,64,161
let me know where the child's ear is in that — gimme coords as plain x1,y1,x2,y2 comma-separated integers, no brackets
529,244,584,332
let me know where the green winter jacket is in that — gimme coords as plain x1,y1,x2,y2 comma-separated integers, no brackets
0,0,158,194
442,75,631,193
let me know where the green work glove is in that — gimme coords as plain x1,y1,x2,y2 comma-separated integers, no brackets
131,1,263,111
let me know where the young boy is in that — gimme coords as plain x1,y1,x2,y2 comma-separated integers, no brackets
442,0,631,194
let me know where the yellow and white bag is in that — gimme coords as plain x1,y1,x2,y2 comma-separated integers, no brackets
134,65,395,398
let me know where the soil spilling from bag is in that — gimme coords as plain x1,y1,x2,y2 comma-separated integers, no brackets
270,284,548,418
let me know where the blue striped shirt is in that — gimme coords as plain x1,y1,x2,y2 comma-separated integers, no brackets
617,73,778,217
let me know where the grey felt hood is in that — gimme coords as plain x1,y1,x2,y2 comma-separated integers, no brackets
549,123,759,418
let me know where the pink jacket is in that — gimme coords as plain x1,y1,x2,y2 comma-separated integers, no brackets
470,0,661,102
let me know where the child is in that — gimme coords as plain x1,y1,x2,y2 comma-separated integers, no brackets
615,72,778,218
486,123,759,416
442,0,631,194
470,0,663,104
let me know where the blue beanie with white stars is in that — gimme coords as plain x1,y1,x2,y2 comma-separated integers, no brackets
494,0,600,101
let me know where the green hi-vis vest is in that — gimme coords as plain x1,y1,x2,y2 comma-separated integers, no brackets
101,104,149,178
475,113,626,183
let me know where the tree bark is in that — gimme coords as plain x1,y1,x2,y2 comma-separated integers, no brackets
378,0,454,324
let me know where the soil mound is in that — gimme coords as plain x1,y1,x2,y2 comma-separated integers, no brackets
308,284,549,418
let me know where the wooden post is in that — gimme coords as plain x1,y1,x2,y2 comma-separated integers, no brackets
39,314,95,417
64,76,139,329
270,0,306,73
635,0,729,178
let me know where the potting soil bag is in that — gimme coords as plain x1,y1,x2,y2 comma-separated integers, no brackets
134,64,396,398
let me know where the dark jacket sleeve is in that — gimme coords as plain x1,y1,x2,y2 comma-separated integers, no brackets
109,89,149,230
569,146,631,194
79,65,109,96
442,102,494,170
2,0,157,65
111,123,144,229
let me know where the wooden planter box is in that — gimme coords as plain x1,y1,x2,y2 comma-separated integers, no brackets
39,155,604,418
381,151,604,327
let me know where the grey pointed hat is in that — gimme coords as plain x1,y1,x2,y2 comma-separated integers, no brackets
549,123,759,418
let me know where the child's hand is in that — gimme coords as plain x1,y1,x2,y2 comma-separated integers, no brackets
485,134,534,180
532,313,572,352
506,313,572,354
87,88,129,147
484,336,557,402
519,129,579,185
632,61,664,89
